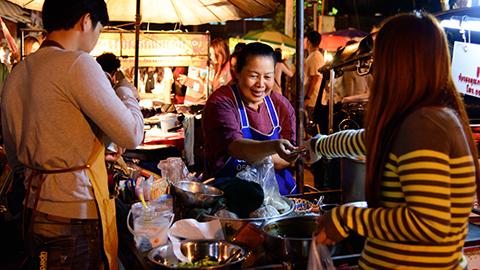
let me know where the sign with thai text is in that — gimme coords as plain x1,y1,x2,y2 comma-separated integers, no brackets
452,41,480,98
90,31,209,67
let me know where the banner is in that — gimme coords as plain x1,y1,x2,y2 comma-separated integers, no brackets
91,31,209,67
452,41,480,98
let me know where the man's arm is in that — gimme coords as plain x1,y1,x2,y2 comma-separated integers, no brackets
68,54,144,149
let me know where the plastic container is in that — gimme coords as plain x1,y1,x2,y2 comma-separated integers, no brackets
159,113,178,133
127,196,174,251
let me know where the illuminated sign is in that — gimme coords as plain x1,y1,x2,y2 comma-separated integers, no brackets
91,31,210,67
452,42,480,98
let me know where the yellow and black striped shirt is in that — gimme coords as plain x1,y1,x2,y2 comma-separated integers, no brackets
316,107,476,269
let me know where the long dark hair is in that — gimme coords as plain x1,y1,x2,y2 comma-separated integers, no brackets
364,12,480,207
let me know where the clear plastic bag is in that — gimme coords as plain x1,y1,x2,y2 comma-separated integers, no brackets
307,240,335,270
236,156,289,212
157,157,190,184
249,204,279,218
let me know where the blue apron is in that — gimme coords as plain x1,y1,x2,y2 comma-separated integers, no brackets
216,85,297,195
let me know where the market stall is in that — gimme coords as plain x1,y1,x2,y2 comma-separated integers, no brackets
91,30,210,175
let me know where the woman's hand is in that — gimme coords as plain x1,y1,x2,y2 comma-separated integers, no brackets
273,139,299,162
301,134,326,165
315,215,336,246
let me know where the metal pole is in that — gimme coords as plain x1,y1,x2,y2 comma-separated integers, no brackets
313,1,318,31
328,69,335,134
134,0,141,88
20,30,24,60
295,0,305,194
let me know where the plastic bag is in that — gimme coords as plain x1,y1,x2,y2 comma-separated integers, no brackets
307,240,335,270
236,156,288,212
157,157,190,184
249,204,279,218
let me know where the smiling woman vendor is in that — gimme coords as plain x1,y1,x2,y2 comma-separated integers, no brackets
202,42,298,195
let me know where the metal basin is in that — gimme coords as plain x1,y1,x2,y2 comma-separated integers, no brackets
260,215,320,263
148,240,246,269
172,181,224,208
202,197,294,241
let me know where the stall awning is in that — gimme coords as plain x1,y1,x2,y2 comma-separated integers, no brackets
0,0,30,24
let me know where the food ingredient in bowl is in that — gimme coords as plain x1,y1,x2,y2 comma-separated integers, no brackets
175,256,219,268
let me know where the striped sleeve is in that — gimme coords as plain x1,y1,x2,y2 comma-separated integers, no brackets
315,129,365,159
329,154,475,247
329,149,454,242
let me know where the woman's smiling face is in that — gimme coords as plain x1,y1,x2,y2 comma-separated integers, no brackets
237,55,275,109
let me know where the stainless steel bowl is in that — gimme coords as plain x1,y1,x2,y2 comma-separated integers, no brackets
148,240,246,269
261,215,320,263
173,181,224,208
202,197,295,241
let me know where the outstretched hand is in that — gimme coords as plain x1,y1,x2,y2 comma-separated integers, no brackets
274,139,300,162
315,215,336,246
301,134,326,165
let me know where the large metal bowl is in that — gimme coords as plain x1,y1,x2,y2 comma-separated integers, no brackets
261,215,320,263
201,197,295,241
148,240,246,269
172,181,224,208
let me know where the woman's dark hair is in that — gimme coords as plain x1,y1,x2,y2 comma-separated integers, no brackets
274,48,283,63
42,0,109,33
233,42,246,54
236,42,276,73
364,12,480,207
96,52,120,75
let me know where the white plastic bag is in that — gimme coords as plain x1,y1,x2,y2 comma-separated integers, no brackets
307,240,335,270
236,156,288,212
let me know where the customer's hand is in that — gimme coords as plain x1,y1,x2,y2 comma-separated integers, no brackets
302,134,326,165
315,215,336,246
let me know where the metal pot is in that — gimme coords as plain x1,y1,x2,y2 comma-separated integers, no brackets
260,215,320,263
172,181,224,208
201,197,295,241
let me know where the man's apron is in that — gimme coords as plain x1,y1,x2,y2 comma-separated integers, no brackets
216,85,296,195
25,140,118,270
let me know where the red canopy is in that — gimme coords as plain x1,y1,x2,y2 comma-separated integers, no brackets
320,35,350,51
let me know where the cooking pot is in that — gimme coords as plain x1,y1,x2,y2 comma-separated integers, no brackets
201,197,294,241
260,215,320,264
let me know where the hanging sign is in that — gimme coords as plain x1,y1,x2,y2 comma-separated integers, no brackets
90,31,210,67
452,41,480,98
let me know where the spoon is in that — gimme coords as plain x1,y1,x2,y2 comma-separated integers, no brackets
220,249,242,265
316,195,325,206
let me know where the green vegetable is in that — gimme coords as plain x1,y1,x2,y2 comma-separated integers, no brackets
175,256,219,268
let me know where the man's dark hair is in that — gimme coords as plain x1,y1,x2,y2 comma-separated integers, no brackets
96,53,120,75
236,42,276,73
306,31,322,47
42,0,109,33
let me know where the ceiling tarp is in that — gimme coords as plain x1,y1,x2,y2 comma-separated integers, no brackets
7,0,277,25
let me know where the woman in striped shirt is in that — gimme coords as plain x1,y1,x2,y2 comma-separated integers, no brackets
306,13,480,269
